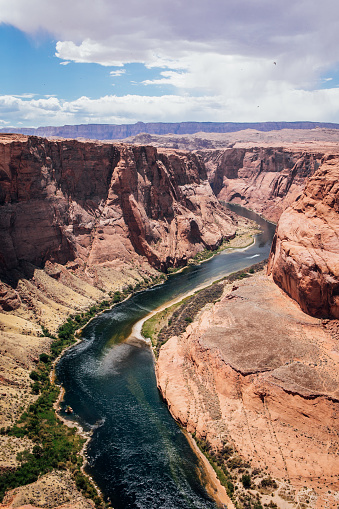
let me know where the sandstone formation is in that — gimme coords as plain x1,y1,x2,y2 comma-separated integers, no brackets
0,134,236,274
124,131,339,223
268,156,339,318
2,121,339,140
1,129,339,509
156,272,339,508
0,133,242,427
0,134,243,506
210,147,326,222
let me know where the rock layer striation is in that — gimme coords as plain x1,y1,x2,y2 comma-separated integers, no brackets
0,134,236,274
156,273,339,507
268,156,339,318
210,146,325,222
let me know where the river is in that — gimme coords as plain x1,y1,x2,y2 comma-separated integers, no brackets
56,205,276,509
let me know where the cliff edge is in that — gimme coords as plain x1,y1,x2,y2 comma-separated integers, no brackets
268,155,339,318
156,155,339,508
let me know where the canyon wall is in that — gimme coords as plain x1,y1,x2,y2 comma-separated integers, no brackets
157,272,339,508
0,133,241,427
209,146,326,222
156,153,339,507
0,134,236,276
268,155,339,318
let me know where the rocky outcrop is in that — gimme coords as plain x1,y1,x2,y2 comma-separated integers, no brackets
268,156,339,318
210,147,325,222
0,282,21,311
1,470,95,509
156,273,339,507
0,134,236,276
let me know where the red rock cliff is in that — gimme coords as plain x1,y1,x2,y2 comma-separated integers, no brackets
0,134,236,274
268,156,339,318
210,147,324,222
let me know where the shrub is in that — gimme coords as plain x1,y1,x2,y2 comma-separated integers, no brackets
29,371,40,381
241,474,251,489
260,477,278,489
39,353,50,364
113,291,121,303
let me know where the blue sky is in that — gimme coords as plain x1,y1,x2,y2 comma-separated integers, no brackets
1,0,339,128
0,25,175,100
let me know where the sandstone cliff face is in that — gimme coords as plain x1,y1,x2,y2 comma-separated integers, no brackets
156,273,339,507
268,156,339,318
0,135,235,275
0,133,239,433
210,147,324,222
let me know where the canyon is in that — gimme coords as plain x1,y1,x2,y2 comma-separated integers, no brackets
0,130,338,509
0,133,240,424
155,153,339,508
0,134,243,508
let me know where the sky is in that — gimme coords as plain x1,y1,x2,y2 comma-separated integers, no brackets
1,0,339,128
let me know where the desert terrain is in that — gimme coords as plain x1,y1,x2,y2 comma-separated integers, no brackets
0,130,338,508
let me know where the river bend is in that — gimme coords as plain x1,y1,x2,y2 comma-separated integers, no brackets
56,205,276,509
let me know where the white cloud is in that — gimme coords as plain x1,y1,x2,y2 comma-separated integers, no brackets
2,0,339,124
1,87,339,128
12,93,37,99
2,0,339,75
110,69,126,77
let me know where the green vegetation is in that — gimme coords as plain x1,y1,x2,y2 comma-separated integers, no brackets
242,473,252,488
0,311,105,506
143,283,224,357
0,274,169,506
259,477,278,490
141,301,182,345
191,432,280,509
192,433,236,501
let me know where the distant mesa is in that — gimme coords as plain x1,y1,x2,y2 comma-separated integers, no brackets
2,121,339,140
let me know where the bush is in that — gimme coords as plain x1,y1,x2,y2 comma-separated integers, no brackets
241,473,251,489
39,353,50,364
113,291,121,303
260,477,278,489
29,371,40,381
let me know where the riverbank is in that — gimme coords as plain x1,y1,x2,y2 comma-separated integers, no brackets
0,273,167,509
0,218,265,509
131,236,262,347
184,431,235,509
156,268,339,508
140,260,266,354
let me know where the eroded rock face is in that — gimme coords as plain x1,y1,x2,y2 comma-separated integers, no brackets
268,156,339,318
0,135,236,274
156,273,339,507
210,147,324,222
0,282,21,311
